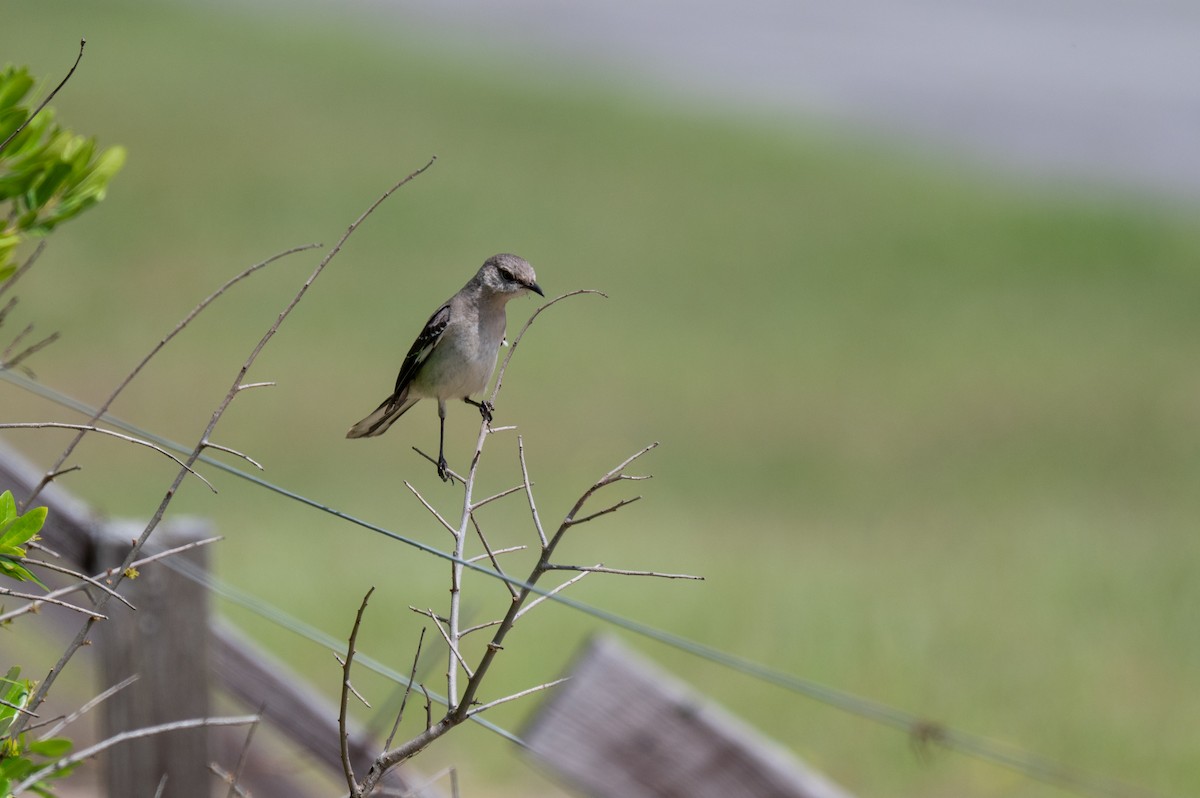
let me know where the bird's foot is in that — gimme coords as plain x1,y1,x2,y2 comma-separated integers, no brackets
437,455,451,483
464,397,494,424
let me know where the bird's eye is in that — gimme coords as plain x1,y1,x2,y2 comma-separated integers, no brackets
498,267,514,281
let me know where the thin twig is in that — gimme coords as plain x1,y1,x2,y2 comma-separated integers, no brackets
340,587,374,798
0,587,106,619
5,331,59,370
465,677,569,717
0,698,36,718
465,544,525,564
38,675,138,740
0,241,47,302
153,774,168,798
202,440,264,471
226,707,263,798
468,515,519,599
403,481,456,537
0,39,86,156
11,715,259,793
209,764,252,798
459,618,502,637
19,557,135,609
563,496,643,527
0,536,222,625
514,569,594,621
415,607,474,680
383,627,426,752
469,483,525,512
489,289,607,403
335,654,373,708
544,563,704,580
518,435,547,548
0,422,215,493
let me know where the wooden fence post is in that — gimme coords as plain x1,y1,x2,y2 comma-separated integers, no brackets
93,517,213,798
522,635,856,798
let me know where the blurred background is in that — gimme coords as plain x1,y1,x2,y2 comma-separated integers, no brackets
3,1,1200,795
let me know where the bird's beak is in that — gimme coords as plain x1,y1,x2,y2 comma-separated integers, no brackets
528,280,545,297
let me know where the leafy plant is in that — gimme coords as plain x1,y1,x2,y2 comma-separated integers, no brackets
1,496,74,797
0,491,46,589
1,666,75,798
0,65,126,280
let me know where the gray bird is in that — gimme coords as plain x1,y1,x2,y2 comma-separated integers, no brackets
347,253,544,481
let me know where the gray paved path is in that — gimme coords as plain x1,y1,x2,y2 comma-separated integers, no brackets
377,0,1200,201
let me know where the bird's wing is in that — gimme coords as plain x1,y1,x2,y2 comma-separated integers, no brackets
392,301,452,396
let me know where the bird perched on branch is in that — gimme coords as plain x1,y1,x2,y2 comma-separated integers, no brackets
346,253,544,481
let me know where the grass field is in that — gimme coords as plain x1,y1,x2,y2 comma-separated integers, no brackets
4,2,1200,796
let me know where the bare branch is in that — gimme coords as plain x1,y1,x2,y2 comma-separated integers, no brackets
490,289,607,403
514,569,594,621
0,39,86,156
38,675,138,740
0,698,36,719
201,440,264,471
11,715,260,793
468,514,519,599
545,563,704,580
383,627,426,752
404,481,456,537
0,422,216,493
209,763,252,798
0,586,105,619
235,381,276,391
335,654,373,708
339,587,374,798
518,435,547,548
20,557,136,609
469,483,525,512
465,677,570,718
563,496,642,527
0,240,48,302
415,607,474,680
4,330,59,370
465,545,525,564
459,618,502,637
226,704,264,798
0,536,222,625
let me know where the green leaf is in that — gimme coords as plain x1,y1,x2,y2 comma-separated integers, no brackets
26,738,72,758
0,67,34,111
0,491,15,525
0,505,46,549
0,557,47,589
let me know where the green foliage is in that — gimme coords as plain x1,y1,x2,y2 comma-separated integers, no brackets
1,666,75,798
0,491,47,590
0,65,125,280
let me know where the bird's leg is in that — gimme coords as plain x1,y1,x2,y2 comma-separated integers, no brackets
463,396,494,425
437,399,450,482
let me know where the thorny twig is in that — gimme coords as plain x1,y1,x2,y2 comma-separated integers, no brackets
349,288,701,793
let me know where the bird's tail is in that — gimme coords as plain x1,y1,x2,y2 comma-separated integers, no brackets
346,391,419,438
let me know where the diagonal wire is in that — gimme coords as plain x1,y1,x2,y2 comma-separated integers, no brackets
0,367,1169,798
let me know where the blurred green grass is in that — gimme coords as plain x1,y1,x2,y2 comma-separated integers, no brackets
4,1,1200,795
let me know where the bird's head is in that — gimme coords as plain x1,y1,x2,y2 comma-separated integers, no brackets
478,253,544,300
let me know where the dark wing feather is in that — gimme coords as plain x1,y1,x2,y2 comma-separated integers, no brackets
392,302,451,396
